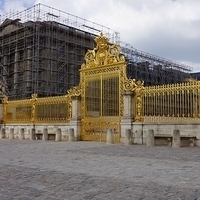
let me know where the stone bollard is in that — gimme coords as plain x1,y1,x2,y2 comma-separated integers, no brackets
0,128,6,139
147,129,155,146
189,138,195,147
134,129,143,144
42,128,48,141
19,128,25,140
124,129,133,145
9,128,14,139
106,129,113,144
55,128,61,142
68,128,75,142
30,128,36,140
172,129,180,148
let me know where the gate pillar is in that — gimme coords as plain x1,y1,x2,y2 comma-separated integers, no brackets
70,96,81,141
121,91,134,143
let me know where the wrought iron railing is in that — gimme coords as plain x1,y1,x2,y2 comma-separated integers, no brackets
2,91,75,124
141,80,200,122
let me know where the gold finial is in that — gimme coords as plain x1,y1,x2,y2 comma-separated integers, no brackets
94,33,109,48
31,93,38,99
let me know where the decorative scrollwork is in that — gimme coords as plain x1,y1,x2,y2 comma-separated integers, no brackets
82,33,125,69
31,93,38,100
2,97,8,123
67,86,81,97
30,93,38,123
3,96,8,104
124,79,137,91
135,80,144,122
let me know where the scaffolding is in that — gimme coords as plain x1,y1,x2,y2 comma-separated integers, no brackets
0,3,119,99
0,3,193,100
120,42,192,86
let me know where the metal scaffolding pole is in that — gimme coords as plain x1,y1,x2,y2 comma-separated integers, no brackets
120,42,192,86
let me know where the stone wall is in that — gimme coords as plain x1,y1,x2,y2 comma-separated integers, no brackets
2,122,200,146
0,122,80,141
131,122,200,146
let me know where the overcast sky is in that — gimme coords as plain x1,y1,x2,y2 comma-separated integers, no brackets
0,0,200,72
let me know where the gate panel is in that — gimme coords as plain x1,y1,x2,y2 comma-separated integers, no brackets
79,33,127,142
81,68,121,142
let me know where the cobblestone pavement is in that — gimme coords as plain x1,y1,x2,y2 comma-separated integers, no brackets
0,140,200,200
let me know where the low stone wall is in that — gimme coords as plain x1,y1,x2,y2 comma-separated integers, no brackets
2,122,200,146
131,122,200,146
0,123,80,141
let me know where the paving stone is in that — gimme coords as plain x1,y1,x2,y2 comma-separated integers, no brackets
0,140,200,199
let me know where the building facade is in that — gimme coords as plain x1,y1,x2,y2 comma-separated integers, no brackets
0,18,96,99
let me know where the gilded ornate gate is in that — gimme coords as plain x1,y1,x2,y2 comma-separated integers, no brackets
80,33,126,142
2,33,145,140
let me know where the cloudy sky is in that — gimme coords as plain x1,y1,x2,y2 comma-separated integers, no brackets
0,0,200,72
